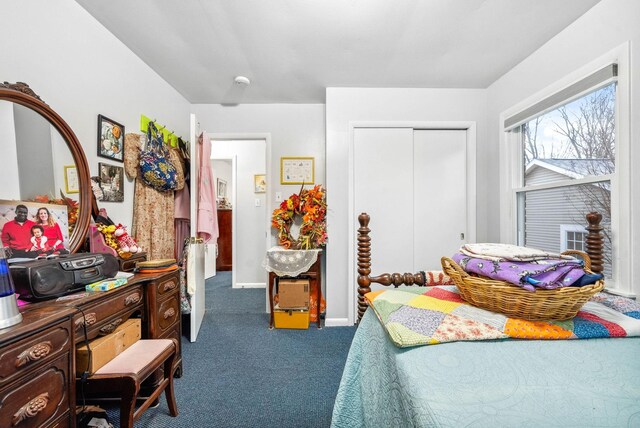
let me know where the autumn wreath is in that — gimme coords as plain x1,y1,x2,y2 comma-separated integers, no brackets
271,185,327,250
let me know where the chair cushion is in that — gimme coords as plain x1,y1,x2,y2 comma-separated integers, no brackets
94,339,174,375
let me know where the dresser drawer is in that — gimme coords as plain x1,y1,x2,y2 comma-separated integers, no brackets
0,353,70,428
156,295,180,333
0,322,70,389
73,285,144,340
154,273,179,299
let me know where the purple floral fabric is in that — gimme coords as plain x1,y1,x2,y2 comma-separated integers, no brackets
452,252,585,291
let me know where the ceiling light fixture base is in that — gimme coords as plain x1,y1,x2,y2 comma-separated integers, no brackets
234,76,251,86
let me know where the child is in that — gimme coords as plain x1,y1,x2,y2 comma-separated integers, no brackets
29,225,48,253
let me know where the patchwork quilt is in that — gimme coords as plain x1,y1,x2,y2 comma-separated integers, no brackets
365,286,640,348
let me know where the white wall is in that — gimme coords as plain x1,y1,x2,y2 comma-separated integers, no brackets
326,88,488,325
1,0,191,228
191,103,326,227
211,140,266,287
487,0,640,295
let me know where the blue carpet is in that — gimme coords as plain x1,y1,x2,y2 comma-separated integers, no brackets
103,272,356,427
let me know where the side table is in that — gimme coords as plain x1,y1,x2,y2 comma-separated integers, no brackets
266,251,322,329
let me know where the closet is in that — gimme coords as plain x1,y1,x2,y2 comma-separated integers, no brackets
353,127,470,273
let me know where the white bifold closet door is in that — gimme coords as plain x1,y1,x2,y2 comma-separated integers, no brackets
354,128,467,274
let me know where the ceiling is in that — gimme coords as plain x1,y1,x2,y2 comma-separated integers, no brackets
75,0,600,104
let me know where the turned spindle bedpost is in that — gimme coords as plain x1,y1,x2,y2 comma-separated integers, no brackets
357,213,427,323
585,212,604,274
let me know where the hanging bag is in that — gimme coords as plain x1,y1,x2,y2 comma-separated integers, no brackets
139,122,178,191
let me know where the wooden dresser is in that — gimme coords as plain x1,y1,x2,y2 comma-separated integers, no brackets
217,209,232,271
0,270,181,427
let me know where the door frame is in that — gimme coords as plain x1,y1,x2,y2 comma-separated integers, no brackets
347,121,477,325
209,133,272,293
210,156,238,286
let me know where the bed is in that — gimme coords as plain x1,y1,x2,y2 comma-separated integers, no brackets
331,213,640,428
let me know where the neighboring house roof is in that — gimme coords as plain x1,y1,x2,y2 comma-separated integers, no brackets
525,158,614,179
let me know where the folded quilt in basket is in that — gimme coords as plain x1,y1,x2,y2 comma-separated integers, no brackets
452,252,593,291
365,286,640,348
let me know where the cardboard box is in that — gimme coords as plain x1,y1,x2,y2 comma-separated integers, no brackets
274,305,310,329
76,318,141,375
278,279,310,309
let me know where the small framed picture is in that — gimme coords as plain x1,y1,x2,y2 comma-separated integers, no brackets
97,114,125,162
64,165,79,194
98,163,124,202
254,174,266,193
217,178,227,199
280,157,314,185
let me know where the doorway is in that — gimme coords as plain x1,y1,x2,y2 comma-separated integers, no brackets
210,135,270,290
211,158,234,277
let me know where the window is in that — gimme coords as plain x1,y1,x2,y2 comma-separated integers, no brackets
506,68,617,280
560,224,587,252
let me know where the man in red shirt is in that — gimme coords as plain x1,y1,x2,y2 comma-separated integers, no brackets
1,205,36,257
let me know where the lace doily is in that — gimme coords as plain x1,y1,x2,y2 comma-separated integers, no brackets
262,246,322,277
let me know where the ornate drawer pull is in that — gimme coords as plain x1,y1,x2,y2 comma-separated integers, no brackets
15,341,52,368
124,292,142,306
99,318,123,336
163,308,176,320
12,392,49,426
163,281,177,292
75,313,97,329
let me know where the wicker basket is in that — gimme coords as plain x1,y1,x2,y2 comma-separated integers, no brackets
441,250,605,321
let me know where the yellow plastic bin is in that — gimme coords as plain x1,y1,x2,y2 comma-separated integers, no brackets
273,304,310,329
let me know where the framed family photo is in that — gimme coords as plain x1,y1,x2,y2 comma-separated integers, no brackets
97,114,125,162
0,200,70,258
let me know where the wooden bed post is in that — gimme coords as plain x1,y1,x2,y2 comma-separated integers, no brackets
357,213,429,323
585,211,604,274
357,213,372,323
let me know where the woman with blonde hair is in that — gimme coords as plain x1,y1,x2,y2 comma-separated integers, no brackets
35,207,68,254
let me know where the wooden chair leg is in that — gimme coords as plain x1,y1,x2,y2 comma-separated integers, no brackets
164,351,179,416
120,377,139,428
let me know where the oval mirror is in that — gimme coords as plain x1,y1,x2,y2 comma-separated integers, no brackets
0,82,91,254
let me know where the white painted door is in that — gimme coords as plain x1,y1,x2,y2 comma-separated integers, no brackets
413,129,467,270
353,127,467,274
354,128,414,274
188,113,205,342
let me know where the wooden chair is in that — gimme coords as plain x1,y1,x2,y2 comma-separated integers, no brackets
78,339,179,427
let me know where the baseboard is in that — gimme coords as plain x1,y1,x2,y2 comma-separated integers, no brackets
233,282,266,289
324,317,352,327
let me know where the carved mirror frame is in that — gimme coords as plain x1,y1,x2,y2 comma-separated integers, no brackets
0,82,91,253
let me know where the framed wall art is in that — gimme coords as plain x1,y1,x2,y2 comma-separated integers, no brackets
98,162,124,202
97,114,125,162
254,174,266,193
217,178,227,200
64,165,79,194
280,157,314,185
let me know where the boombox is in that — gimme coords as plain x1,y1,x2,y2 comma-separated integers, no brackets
10,253,119,301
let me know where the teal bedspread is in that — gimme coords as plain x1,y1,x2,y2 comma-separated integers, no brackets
331,309,640,428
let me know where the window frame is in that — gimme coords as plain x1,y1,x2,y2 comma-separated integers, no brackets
560,224,587,252
499,43,632,296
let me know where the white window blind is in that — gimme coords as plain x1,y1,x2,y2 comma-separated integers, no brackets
503,64,617,131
